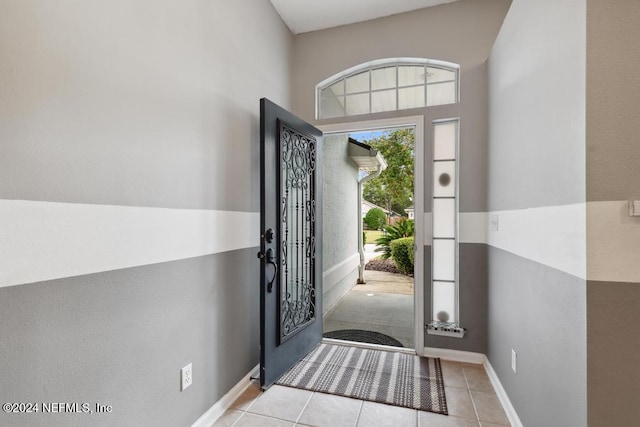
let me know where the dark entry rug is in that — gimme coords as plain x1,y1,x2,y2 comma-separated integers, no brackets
323,329,404,347
276,343,448,415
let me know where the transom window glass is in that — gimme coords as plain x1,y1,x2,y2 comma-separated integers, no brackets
317,59,459,119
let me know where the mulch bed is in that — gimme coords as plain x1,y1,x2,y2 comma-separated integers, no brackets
365,258,402,274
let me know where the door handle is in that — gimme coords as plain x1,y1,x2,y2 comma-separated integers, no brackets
257,248,278,293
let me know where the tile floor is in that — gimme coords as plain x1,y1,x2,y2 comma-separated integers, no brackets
213,358,510,427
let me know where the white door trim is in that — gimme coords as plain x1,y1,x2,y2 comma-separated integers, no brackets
320,115,425,356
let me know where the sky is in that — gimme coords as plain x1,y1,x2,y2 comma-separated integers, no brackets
349,130,388,142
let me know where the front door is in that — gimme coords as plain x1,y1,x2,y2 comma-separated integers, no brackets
259,98,323,388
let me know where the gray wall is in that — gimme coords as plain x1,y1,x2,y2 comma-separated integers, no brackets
0,1,292,426
424,245,488,353
487,1,586,211
586,1,640,425
291,0,511,354
322,135,360,313
322,136,359,271
586,0,640,203
487,0,587,425
587,281,640,425
0,250,258,427
488,248,586,426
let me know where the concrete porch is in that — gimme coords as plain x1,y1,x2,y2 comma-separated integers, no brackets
323,270,415,348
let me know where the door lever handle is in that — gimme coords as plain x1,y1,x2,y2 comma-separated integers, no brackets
257,248,278,293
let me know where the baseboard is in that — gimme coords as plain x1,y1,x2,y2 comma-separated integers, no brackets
322,269,359,316
421,347,485,364
322,253,360,293
191,364,260,427
483,358,523,427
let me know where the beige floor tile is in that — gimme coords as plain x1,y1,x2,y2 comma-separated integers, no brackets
419,412,479,426
480,422,510,427
231,383,262,411
463,366,494,393
464,367,494,393
440,361,468,388
443,387,477,420
356,401,417,427
470,391,509,425
247,385,313,422
298,392,363,427
213,409,244,427
234,413,295,427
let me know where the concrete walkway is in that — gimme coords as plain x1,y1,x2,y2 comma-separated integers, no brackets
323,269,415,348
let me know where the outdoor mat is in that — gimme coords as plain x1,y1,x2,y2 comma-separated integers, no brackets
323,329,404,347
276,343,448,415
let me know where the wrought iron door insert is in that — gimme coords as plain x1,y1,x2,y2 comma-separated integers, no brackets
278,120,316,343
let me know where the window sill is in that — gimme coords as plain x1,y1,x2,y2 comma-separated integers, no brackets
426,321,465,338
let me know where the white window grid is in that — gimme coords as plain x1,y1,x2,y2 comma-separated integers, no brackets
431,119,460,324
316,58,460,120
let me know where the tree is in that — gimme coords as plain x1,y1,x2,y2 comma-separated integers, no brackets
362,129,414,216
364,207,386,230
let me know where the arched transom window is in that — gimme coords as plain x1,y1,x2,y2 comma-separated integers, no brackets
316,58,459,119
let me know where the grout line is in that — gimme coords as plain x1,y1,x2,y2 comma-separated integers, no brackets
228,410,243,427
353,399,364,427
294,391,315,425
240,387,261,413
248,412,301,425
462,368,481,423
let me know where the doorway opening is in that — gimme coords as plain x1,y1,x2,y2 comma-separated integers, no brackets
320,118,423,352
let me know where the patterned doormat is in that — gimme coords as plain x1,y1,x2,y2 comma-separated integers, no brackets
276,343,448,415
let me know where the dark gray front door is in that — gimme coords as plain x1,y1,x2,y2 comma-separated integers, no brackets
259,98,323,388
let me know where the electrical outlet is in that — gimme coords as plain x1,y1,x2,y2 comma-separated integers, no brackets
181,363,193,391
511,349,517,374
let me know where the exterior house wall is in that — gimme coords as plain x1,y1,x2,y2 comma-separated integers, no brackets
487,0,587,425
586,0,640,424
0,1,292,426
322,135,360,314
292,0,512,354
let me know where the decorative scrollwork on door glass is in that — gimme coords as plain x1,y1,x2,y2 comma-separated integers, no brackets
279,121,316,342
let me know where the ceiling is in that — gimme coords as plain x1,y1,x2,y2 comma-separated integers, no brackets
269,0,459,35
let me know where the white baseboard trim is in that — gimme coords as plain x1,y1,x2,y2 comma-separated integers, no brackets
191,364,259,427
422,347,485,364
483,358,523,427
322,252,360,292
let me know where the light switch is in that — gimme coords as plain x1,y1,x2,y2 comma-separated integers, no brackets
490,214,499,231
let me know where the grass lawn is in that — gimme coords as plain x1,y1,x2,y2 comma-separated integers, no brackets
364,229,384,244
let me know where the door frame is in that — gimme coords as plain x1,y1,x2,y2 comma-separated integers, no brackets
319,115,425,356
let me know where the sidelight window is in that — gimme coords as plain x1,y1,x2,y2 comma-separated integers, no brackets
428,119,464,337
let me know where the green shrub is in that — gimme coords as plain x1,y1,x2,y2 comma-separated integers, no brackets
395,218,415,237
374,218,414,259
364,208,387,230
390,237,414,274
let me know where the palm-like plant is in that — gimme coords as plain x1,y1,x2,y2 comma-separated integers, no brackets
374,218,414,259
